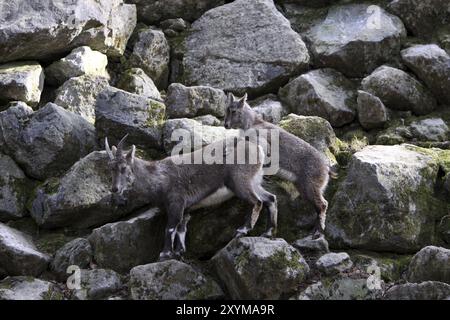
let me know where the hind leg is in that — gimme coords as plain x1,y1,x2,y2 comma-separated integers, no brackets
257,187,278,238
229,182,264,238
174,213,191,257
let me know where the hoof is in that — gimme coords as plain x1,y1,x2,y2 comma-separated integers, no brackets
158,251,175,262
233,231,246,239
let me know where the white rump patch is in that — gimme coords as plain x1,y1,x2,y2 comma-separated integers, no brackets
191,187,234,210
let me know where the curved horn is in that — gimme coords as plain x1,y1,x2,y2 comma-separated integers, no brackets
105,137,114,160
116,134,129,153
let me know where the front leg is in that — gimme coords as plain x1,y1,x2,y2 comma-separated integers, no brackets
159,200,185,261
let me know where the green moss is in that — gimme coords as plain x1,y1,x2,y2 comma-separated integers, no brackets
145,100,166,128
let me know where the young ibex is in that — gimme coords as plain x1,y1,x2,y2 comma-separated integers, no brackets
224,94,336,238
105,135,277,260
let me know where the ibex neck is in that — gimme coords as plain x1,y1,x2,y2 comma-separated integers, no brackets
130,157,163,203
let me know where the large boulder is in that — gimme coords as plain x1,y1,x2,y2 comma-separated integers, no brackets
0,277,62,300
129,260,224,300
305,4,406,77
54,75,109,123
165,83,227,119
0,0,136,62
0,223,50,277
356,91,388,130
0,153,30,222
297,276,384,300
327,145,447,253
30,151,149,229
50,238,93,281
278,113,338,156
72,269,123,300
125,27,170,89
45,46,109,86
95,86,165,150
162,118,238,154
384,281,450,300
181,0,310,97
279,69,357,127
407,246,450,284
388,0,450,39
361,66,437,115
401,44,450,105
211,237,310,299
249,95,287,124
0,62,44,107
88,208,165,273
0,102,96,180
116,68,161,101
315,252,353,276
128,0,225,24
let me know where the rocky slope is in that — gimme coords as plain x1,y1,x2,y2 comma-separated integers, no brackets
0,0,449,300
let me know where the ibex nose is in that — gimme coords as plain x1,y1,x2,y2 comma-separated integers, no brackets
111,186,119,193
224,123,230,129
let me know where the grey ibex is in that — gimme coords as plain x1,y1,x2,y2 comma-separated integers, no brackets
224,94,336,238
105,135,277,260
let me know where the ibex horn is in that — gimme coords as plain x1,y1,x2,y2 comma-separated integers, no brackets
116,134,129,154
105,137,114,160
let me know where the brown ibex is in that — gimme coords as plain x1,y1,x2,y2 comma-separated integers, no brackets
224,94,336,238
105,135,277,260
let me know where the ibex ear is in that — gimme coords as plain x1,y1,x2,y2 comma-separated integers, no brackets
112,146,117,156
238,93,247,108
126,145,136,164
227,92,234,105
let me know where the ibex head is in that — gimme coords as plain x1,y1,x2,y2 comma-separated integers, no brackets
105,134,136,196
224,93,252,130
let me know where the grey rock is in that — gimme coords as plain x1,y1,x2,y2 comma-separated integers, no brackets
305,4,406,77
54,75,109,123
211,237,310,299
409,118,449,142
126,27,170,89
401,44,450,105
279,68,357,127
30,151,148,229
407,246,450,284
250,95,287,124
0,102,96,180
0,223,50,277
193,115,222,126
162,118,239,154
327,145,447,253
316,252,353,276
165,83,227,119
297,276,384,300
72,269,122,300
88,208,165,273
182,0,310,96
95,86,165,150
0,0,136,62
293,235,329,255
128,0,224,24
357,90,388,130
45,46,109,86
51,238,93,280
0,153,29,222
384,281,450,300
117,68,161,100
0,277,61,300
388,0,450,39
361,66,436,115
130,260,224,300
0,62,44,107
278,113,338,155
